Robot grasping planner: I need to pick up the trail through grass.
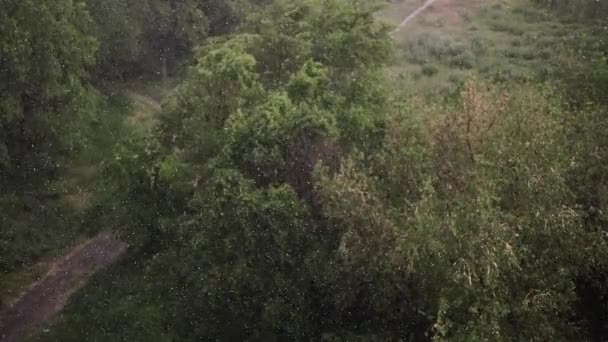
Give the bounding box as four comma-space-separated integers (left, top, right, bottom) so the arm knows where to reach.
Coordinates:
381, 0, 604, 98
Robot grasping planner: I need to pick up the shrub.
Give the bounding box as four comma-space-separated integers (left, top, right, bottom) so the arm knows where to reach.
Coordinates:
449, 50, 475, 69
421, 64, 439, 76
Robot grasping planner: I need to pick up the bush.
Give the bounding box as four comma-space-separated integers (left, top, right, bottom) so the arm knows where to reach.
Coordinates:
421, 64, 439, 76
449, 50, 475, 69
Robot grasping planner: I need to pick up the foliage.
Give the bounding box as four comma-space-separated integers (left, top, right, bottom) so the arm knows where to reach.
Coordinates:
0, 195, 78, 276
0, 0, 97, 182
84, 0, 148, 78
0, 0, 102, 292
388, 1, 608, 97
85, 0, 241, 79
10, 0, 608, 341
315, 81, 608, 340
35, 1, 404, 340
532, 0, 608, 19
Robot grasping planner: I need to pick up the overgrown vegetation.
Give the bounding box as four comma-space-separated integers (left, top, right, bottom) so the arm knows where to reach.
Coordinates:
0, 0, 236, 304
2, 0, 608, 340
387, 0, 608, 97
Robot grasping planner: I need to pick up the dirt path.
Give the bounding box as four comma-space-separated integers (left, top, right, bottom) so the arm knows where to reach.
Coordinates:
127, 91, 162, 112
0, 233, 127, 342
423, 0, 470, 26
126, 91, 162, 126
390, 0, 471, 36
391, 0, 439, 33
0, 90, 158, 342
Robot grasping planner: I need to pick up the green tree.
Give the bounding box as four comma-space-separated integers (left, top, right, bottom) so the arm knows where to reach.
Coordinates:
0, 0, 97, 184
84, 0, 147, 78
99, 1, 399, 339
85, 0, 242, 80
143, 0, 209, 79
0, 0, 98, 279
314, 82, 608, 340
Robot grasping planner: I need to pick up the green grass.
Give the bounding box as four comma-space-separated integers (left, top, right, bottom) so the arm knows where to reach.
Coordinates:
0, 195, 88, 306
28, 252, 182, 342
385, 0, 607, 98
376, 0, 428, 27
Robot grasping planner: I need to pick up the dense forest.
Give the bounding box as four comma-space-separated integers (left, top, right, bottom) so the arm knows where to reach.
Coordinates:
1, 0, 608, 340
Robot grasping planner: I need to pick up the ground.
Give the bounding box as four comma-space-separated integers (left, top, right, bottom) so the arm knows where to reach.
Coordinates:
0, 233, 127, 342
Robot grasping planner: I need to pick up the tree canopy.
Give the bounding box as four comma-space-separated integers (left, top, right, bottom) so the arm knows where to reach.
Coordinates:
0, 0, 97, 183
85, 0, 239, 79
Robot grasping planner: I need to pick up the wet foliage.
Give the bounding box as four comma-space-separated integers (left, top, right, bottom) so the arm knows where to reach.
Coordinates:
2, 0, 608, 340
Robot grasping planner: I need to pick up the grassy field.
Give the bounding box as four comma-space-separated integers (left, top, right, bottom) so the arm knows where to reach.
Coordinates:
380, 0, 605, 98
377, 0, 429, 27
